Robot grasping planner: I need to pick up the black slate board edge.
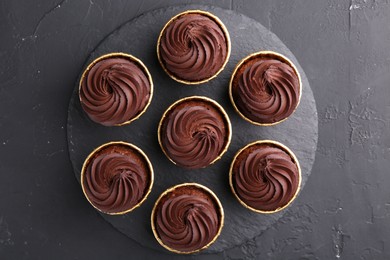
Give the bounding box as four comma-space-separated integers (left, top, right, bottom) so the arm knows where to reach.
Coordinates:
67, 4, 318, 254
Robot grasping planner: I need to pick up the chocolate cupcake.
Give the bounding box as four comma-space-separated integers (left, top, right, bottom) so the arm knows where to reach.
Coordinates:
158, 96, 231, 169
81, 141, 153, 215
151, 183, 224, 254
229, 140, 301, 213
230, 51, 302, 126
79, 53, 153, 126
157, 10, 231, 84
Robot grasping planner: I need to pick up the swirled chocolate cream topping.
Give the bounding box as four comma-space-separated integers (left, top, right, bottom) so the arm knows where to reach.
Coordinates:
231, 53, 300, 124
79, 55, 152, 126
159, 97, 231, 169
82, 143, 152, 214
231, 142, 300, 212
158, 11, 229, 83
153, 185, 222, 253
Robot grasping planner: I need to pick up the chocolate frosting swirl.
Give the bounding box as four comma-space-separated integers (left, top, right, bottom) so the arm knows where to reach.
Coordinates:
83, 146, 148, 213
233, 144, 299, 211
160, 100, 228, 169
233, 57, 299, 123
159, 13, 228, 82
80, 57, 151, 126
155, 188, 220, 252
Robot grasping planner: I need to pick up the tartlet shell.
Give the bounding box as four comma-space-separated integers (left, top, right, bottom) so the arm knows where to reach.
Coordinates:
157, 96, 232, 168
229, 51, 302, 126
157, 10, 231, 85
79, 52, 154, 126
150, 183, 224, 254
80, 141, 154, 215
229, 140, 302, 214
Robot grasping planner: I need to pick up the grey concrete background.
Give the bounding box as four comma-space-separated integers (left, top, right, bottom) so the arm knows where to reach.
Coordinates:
1, 0, 390, 259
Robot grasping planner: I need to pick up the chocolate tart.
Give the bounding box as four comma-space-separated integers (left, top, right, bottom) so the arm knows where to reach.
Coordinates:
81, 141, 154, 215
151, 183, 224, 254
79, 53, 153, 126
157, 10, 231, 84
158, 96, 231, 169
229, 51, 302, 126
229, 140, 301, 213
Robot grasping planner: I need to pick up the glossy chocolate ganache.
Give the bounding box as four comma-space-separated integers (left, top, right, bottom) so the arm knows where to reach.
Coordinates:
80, 56, 151, 126
153, 185, 221, 252
159, 12, 229, 82
232, 55, 300, 124
159, 98, 230, 169
82, 144, 151, 214
231, 143, 300, 212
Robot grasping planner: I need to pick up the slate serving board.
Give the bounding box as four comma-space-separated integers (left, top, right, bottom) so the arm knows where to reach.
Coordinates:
67, 4, 318, 253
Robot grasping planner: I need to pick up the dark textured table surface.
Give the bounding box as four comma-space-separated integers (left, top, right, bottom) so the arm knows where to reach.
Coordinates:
1, 0, 390, 259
